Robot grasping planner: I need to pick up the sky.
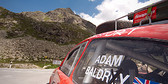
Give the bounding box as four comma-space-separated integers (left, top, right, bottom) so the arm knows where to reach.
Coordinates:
0, 0, 161, 26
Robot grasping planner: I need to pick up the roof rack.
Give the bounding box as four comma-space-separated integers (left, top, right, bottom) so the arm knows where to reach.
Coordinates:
114, 13, 133, 30
114, 0, 168, 30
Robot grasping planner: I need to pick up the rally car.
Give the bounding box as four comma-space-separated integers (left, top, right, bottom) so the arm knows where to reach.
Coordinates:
49, 0, 168, 84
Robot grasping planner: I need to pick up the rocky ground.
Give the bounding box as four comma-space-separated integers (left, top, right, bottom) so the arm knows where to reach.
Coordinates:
0, 30, 75, 62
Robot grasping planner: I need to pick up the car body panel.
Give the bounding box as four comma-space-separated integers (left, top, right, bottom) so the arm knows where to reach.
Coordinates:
49, 68, 74, 84
88, 24, 168, 41
49, 24, 168, 84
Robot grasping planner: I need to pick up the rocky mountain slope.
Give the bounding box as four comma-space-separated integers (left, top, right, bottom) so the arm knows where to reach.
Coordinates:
0, 7, 96, 62
0, 30, 75, 61
21, 8, 95, 33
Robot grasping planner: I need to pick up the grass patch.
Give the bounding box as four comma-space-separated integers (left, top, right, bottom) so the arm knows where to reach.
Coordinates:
32, 61, 59, 69
0, 58, 12, 63
0, 26, 6, 30
44, 16, 51, 21
0, 59, 60, 69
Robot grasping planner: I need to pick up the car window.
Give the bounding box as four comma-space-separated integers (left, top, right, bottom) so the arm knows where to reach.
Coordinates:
131, 58, 168, 84
60, 42, 87, 76
73, 38, 168, 84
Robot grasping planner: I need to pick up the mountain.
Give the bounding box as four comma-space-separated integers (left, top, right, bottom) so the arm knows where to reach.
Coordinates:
21, 8, 95, 33
0, 7, 96, 62
0, 7, 96, 44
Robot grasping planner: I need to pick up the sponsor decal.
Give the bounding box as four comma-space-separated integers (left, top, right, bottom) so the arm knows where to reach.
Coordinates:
133, 7, 157, 24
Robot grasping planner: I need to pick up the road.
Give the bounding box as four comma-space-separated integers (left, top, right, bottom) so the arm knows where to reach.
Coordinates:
0, 68, 54, 84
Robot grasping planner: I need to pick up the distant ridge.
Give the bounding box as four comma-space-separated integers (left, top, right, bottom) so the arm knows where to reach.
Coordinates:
21, 8, 96, 33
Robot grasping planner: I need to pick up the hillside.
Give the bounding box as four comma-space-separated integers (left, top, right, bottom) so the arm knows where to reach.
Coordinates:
0, 7, 96, 62
21, 8, 95, 33
0, 7, 96, 44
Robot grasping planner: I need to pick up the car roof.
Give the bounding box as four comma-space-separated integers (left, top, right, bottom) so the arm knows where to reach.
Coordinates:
86, 24, 168, 41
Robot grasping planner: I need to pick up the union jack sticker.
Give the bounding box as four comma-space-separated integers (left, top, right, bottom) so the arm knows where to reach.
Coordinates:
133, 77, 160, 84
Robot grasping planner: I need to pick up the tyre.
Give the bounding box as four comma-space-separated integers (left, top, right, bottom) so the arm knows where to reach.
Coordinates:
96, 20, 132, 34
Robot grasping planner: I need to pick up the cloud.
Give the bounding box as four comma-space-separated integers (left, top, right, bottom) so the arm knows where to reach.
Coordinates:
80, 0, 161, 26
89, 0, 96, 2
80, 13, 104, 26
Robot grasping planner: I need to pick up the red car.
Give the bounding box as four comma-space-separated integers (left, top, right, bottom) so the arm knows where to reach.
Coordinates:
49, 1, 168, 84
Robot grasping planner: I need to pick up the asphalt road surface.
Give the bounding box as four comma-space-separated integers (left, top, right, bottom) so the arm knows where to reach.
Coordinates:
0, 68, 54, 84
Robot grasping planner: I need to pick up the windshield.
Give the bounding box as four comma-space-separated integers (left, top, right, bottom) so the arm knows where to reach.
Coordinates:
73, 38, 168, 84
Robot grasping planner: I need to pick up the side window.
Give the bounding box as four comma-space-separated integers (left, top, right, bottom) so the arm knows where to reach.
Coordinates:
61, 47, 79, 76
60, 42, 87, 76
